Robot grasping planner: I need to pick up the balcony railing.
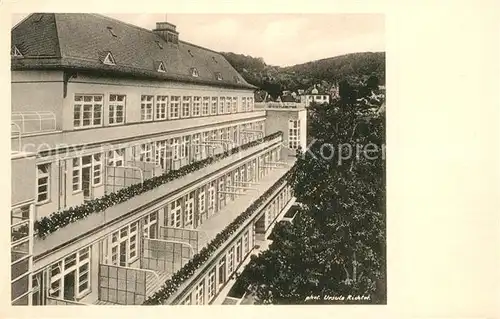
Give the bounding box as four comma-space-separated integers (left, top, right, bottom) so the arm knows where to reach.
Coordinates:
11, 111, 56, 135
255, 102, 307, 109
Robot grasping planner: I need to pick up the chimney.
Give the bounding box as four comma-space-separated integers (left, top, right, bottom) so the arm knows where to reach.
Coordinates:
153, 21, 179, 44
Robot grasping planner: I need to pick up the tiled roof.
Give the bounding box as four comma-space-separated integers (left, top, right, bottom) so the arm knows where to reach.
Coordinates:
11, 13, 256, 90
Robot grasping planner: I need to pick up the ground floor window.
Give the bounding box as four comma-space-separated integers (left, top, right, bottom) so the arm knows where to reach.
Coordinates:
48, 246, 91, 301
228, 247, 235, 274
207, 268, 216, 301
218, 257, 226, 288
109, 222, 139, 267
143, 211, 158, 239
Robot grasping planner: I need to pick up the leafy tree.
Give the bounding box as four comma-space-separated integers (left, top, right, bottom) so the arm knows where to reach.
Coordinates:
366, 74, 379, 90
237, 89, 386, 304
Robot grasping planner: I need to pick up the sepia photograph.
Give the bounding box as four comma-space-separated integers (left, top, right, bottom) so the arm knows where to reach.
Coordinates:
10, 13, 385, 306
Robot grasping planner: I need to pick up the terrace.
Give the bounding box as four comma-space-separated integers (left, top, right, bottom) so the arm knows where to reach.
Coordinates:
33, 132, 284, 267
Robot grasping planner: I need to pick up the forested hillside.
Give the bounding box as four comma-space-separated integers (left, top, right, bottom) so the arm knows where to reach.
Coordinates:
221, 51, 385, 98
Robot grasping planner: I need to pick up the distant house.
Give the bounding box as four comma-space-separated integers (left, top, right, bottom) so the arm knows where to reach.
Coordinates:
298, 85, 330, 106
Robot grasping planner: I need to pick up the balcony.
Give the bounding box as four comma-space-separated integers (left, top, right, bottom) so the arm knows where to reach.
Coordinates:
33, 133, 283, 267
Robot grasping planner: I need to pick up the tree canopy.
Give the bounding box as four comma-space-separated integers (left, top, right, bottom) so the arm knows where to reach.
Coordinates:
237, 84, 386, 304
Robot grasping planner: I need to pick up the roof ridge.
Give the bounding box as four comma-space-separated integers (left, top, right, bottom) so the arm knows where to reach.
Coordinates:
87, 13, 157, 34
52, 13, 62, 58
178, 40, 221, 56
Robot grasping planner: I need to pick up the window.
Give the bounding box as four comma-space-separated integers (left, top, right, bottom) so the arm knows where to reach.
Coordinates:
157, 61, 166, 73
202, 97, 210, 116
218, 97, 225, 114
93, 153, 102, 185
37, 163, 50, 203
156, 95, 168, 120
211, 97, 218, 114
218, 257, 226, 287
198, 188, 206, 215
138, 143, 153, 162
191, 67, 199, 77
241, 97, 247, 112
72, 154, 102, 192
207, 268, 216, 301
11, 46, 22, 57
208, 181, 215, 212
215, 72, 223, 81
185, 192, 194, 228
170, 199, 182, 227
143, 211, 158, 238
103, 52, 115, 65
49, 247, 91, 299
72, 158, 81, 192
181, 136, 190, 159
228, 247, 235, 274
234, 76, 240, 83
108, 94, 126, 125
218, 178, 225, 209
182, 96, 191, 118
109, 222, 139, 266
195, 281, 204, 305
182, 295, 192, 305
236, 238, 242, 264
225, 96, 231, 114
155, 140, 168, 170
193, 133, 201, 156
247, 97, 254, 112
107, 148, 125, 167
232, 97, 238, 113
171, 138, 180, 161
11, 206, 30, 243
244, 230, 250, 253
288, 119, 300, 149
74, 94, 103, 128
170, 96, 180, 119
192, 96, 201, 116
141, 95, 153, 121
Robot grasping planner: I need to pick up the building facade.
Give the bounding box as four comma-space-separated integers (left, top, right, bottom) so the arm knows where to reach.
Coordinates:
10, 13, 304, 305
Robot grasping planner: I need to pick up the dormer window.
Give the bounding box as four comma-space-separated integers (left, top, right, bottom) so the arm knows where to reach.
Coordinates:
234, 76, 240, 83
212, 57, 218, 64
188, 49, 194, 57
155, 40, 163, 49
11, 46, 23, 58
107, 26, 117, 37
190, 68, 199, 77
157, 61, 166, 73
215, 72, 223, 81
103, 52, 116, 65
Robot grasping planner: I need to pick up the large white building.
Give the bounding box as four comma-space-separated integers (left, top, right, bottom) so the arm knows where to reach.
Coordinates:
10, 13, 306, 305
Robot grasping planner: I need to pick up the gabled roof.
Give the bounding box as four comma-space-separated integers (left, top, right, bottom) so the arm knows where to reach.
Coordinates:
11, 13, 256, 90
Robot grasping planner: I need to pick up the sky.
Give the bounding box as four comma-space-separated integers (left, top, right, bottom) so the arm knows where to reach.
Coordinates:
11, 13, 385, 67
